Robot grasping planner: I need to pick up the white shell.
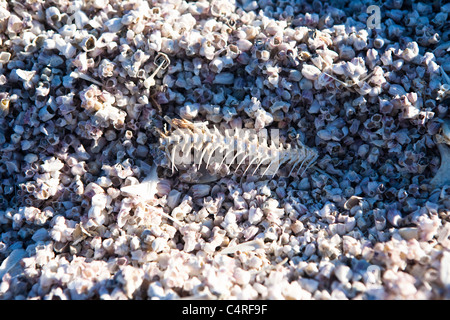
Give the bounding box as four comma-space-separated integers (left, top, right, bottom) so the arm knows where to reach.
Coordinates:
301, 64, 321, 80
236, 39, 253, 51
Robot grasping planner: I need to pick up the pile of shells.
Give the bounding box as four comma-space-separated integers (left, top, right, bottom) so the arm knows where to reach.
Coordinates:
0, 0, 450, 299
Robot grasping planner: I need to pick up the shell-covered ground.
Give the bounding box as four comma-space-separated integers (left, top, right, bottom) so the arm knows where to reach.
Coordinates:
0, 0, 450, 299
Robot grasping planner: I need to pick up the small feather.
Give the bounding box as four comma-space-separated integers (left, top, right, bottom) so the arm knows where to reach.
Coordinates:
120, 164, 158, 201
219, 239, 265, 255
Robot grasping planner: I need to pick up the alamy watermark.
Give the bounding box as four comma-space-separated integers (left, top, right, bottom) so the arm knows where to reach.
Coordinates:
367, 5, 381, 29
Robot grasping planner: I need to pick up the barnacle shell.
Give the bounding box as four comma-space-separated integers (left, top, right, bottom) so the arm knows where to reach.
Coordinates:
0, 96, 10, 117
0, 52, 11, 64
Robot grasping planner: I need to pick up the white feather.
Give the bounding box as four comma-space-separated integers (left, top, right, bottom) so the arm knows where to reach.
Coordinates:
120, 164, 158, 201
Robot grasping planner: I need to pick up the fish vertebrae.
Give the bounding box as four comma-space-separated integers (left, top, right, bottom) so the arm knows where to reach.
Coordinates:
158, 117, 318, 182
